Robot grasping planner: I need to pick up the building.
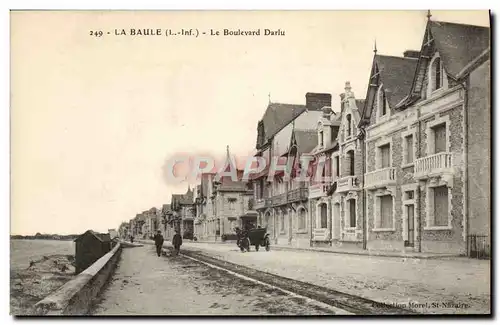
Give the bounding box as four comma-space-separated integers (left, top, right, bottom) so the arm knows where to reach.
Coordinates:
252, 93, 331, 244
274, 127, 318, 247
170, 187, 195, 239
359, 17, 490, 254
195, 146, 254, 241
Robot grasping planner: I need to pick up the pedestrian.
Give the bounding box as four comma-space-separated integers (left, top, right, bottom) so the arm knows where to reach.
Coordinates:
130, 235, 134, 243
153, 230, 164, 257
172, 229, 183, 256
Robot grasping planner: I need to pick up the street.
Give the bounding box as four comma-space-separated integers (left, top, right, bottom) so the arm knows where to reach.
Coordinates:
179, 242, 490, 314
91, 245, 340, 315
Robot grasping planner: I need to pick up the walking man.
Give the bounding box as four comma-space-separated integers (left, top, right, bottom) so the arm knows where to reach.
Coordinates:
172, 229, 183, 256
153, 230, 164, 257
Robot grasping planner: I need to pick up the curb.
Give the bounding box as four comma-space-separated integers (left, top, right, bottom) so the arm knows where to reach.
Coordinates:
186, 240, 463, 260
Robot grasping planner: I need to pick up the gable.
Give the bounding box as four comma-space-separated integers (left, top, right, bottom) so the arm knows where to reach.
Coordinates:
403, 20, 490, 106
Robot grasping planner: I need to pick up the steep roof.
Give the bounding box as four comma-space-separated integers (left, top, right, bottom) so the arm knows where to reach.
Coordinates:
293, 129, 318, 154
359, 54, 418, 124
261, 103, 306, 143
375, 55, 418, 108
397, 20, 490, 108
429, 20, 490, 78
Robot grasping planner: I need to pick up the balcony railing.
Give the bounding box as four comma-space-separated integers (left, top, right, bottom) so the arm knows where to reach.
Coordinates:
308, 183, 329, 199
337, 175, 359, 192
272, 193, 287, 206
365, 167, 396, 189
414, 152, 453, 179
287, 187, 309, 203
312, 228, 330, 241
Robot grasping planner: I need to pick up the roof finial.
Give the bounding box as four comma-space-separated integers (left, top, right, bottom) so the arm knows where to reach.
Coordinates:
268, 92, 271, 104
226, 145, 230, 159
373, 38, 377, 54
427, 10, 432, 20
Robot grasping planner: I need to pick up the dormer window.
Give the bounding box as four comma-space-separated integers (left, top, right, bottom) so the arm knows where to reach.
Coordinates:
346, 114, 352, 136
428, 52, 448, 96
432, 57, 442, 91
377, 84, 388, 119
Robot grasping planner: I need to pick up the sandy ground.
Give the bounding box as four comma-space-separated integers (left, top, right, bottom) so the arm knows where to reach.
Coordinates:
92, 245, 337, 315
179, 242, 491, 314
10, 254, 76, 315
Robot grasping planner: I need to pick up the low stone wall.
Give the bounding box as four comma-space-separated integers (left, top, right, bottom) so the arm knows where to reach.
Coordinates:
33, 243, 122, 315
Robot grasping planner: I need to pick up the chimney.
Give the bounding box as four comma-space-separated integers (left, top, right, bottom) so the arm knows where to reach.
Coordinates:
403, 50, 420, 59
305, 92, 332, 111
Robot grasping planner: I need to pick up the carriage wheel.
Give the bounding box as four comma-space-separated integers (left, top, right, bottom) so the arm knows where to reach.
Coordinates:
265, 238, 271, 251
255, 244, 260, 251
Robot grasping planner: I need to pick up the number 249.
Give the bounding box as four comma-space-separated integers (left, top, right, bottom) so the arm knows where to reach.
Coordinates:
90, 30, 103, 37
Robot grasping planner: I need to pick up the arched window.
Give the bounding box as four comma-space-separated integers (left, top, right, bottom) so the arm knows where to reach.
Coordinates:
430, 55, 443, 92
346, 114, 352, 136
378, 84, 387, 117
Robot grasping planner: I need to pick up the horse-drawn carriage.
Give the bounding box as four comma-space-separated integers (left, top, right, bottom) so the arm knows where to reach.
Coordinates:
237, 227, 271, 252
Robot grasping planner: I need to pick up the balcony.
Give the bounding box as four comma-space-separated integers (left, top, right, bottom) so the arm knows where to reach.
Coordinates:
364, 167, 396, 190
414, 152, 453, 180
308, 183, 329, 199
254, 198, 266, 210
272, 193, 287, 206
312, 228, 330, 241
337, 176, 360, 193
287, 187, 309, 203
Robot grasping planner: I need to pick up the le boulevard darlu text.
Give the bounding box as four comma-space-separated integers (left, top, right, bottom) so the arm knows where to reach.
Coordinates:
89, 28, 286, 38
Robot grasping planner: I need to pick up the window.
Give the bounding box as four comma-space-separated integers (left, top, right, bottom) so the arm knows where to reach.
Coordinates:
334, 156, 340, 177
434, 186, 448, 226
349, 199, 356, 227
433, 124, 446, 154
406, 191, 414, 200
280, 213, 285, 232
298, 208, 306, 230
346, 114, 352, 136
378, 85, 387, 117
319, 131, 324, 146
380, 144, 390, 168
431, 57, 442, 92
405, 135, 414, 164
320, 204, 328, 228
331, 126, 335, 143
379, 195, 393, 228
347, 150, 355, 176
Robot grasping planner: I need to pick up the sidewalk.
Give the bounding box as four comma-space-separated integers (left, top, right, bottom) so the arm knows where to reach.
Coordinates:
187, 239, 463, 260
137, 239, 490, 314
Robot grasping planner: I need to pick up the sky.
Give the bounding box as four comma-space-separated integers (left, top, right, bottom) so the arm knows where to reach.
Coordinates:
10, 10, 489, 235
